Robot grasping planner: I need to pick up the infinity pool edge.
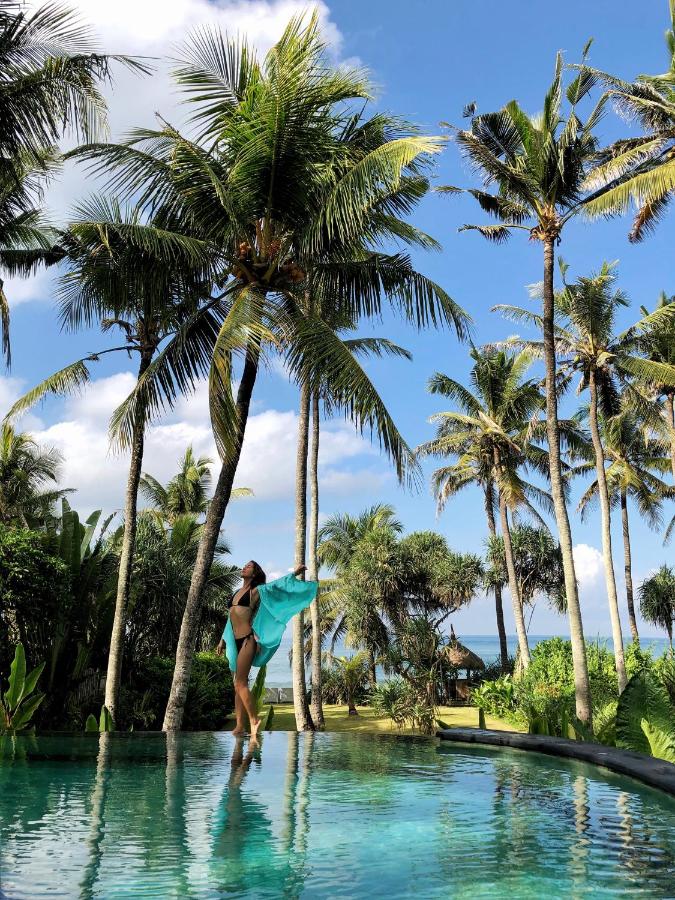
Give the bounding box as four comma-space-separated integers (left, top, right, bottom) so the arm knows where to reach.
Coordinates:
437, 727, 675, 797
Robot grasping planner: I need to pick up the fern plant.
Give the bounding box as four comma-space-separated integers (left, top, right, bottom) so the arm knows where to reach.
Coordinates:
616, 672, 675, 763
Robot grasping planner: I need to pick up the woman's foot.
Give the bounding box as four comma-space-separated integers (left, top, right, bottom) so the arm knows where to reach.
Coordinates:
231, 726, 245, 736
249, 717, 261, 740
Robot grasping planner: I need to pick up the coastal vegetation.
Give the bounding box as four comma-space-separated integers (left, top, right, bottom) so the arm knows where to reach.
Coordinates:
1, 1, 675, 754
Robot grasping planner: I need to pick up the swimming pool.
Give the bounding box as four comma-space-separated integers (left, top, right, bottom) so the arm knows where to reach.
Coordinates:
1, 731, 674, 898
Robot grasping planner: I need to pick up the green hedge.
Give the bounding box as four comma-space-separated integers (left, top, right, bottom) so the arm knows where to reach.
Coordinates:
117, 652, 235, 731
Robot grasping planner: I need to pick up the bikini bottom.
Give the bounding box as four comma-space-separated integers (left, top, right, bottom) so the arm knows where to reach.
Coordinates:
234, 632, 256, 654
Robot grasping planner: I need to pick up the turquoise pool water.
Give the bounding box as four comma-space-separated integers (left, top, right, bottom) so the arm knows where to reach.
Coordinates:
1, 731, 674, 898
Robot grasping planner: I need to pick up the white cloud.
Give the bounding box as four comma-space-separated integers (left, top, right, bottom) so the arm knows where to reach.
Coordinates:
64, 372, 137, 423
69, 0, 342, 55
10, 369, 381, 514
0, 375, 44, 430
233, 408, 382, 500
3, 269, 55, 309
573, 543, 604, 587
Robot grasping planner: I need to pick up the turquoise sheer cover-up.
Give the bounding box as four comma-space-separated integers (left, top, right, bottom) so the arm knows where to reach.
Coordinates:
222, 573, 318, 673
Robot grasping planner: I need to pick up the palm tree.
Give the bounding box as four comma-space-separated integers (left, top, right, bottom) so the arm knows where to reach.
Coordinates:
0, 150, 61, 365
639, 293, 675, 481
417, 348, 555, 668
317, 505, 403, 679
417, 395, 509, 667
6, 199, 220, 724
73, 17, 468, 731
296, 329, 413, 729
0, 1, 145, 359
442, 52, 627, 721
0, 423, 69, 527
307, 389, 322, 727
141, 448, 212, 523
500, 261, 675, 690
580, 3, 675, 241
140, 447, 252, 525
318, 505, 404, 572
319, 519, 484, 690
486, 524, 566, 634
329, 653, 370, 716
575, 411, 675, 643
639, 565, 675, 651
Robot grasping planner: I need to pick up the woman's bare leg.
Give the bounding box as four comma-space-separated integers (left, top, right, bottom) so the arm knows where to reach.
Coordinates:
235, 637, 261, 739
232, 693, 245, 735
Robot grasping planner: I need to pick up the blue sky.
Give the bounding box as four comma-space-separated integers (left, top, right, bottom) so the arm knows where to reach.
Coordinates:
3, 0, 674, 640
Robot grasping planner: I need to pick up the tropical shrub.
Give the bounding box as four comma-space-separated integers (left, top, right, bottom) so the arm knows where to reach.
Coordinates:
624, 642, 655, 678
480, 657, 516, 681
1, 644, 45, 734
471, 675, 516, 721
615, 672, 675, 763
371, 678, 436, 733
0, 526, 69, 671
473, 639, 624, 735
115, 653, 234, 731
516, 638, 618, 716
371, 678, 408, 728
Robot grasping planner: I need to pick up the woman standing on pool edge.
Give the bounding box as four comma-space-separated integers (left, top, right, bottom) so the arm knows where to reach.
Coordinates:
216, 560, 317, 740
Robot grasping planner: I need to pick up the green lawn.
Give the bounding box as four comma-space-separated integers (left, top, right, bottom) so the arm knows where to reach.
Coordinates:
242, 703, 520, 735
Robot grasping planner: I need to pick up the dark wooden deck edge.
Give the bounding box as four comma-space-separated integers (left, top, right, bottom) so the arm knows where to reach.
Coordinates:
437, 728, 675, 798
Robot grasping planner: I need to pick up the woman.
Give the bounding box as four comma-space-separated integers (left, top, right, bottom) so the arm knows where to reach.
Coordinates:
216, 561, 317, 739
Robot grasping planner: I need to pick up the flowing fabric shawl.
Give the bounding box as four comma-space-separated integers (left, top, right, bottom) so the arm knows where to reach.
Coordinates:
222, 574, 318, 673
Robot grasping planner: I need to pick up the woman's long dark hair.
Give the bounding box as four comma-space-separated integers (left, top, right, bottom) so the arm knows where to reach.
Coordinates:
249, 560, 266, 588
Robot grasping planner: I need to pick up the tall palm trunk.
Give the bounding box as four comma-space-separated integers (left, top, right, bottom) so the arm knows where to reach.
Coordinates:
497, 488, 530, 667
292, 380, 313, 732
163, 346, 259, 731
308, 389, 324, 729
588, 369, 627, 692
104, 348, 152, 723
542, 236, 592, 724
666, 393, 675, 482
485, 480, 508, 669
620, 488, 639, 644
367, 649, 377, 688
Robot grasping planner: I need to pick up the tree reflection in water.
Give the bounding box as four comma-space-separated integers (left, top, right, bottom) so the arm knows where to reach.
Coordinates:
569, 773, 590, 900
79, 733, 112, 900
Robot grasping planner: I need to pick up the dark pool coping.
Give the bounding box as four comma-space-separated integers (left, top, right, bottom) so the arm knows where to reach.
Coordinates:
437, 727, 675, 798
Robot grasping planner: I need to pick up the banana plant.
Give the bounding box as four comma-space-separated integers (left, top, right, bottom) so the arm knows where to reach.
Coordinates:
85, 705, 114, 733
1, 644, 45, 734
45, 500, 117, 693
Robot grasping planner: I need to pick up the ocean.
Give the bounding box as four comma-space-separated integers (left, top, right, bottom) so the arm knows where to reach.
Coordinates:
262, 631, 671, 687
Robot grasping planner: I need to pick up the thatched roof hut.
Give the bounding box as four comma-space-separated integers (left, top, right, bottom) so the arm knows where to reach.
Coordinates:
444, 642, 485, 672
443, 626, 485, 673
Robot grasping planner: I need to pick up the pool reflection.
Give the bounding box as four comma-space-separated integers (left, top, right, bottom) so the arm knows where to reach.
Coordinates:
1, 732, 675, 898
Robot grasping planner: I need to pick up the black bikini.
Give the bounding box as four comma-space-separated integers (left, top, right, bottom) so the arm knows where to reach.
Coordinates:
228, 587, 257, 654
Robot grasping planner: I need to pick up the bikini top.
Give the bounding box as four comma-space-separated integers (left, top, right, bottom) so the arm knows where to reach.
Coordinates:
226, 586, 252, 610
